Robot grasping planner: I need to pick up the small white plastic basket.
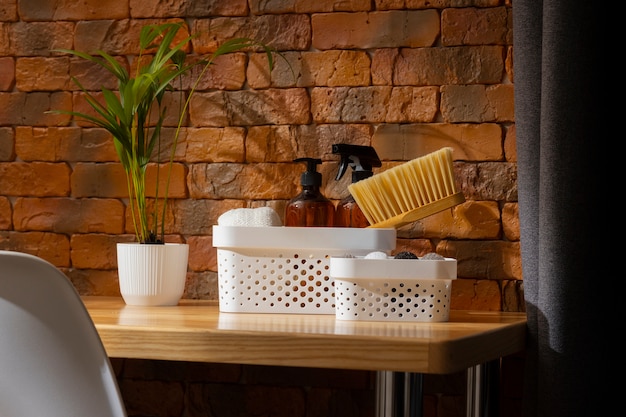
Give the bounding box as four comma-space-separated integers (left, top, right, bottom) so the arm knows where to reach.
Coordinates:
330, 256, 456, 322
213, 226, 396, 314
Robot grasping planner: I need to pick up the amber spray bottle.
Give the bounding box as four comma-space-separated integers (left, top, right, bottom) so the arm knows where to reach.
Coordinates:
284, 158, 335, 227
332, 144, 381, 228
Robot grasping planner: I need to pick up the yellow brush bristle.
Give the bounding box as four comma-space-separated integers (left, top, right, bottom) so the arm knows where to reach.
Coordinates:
348, 147, 465, 228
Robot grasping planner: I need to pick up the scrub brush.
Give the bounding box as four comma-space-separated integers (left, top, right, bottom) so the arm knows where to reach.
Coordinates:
348, 147, 465, 229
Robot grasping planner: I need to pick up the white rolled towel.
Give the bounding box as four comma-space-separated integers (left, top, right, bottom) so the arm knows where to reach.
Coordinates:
217, 207, 282, 227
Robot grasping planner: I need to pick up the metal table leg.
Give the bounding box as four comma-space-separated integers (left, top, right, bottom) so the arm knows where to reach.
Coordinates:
466, 360, 500, 417
377, 360, 499, 417
376, 371, 423, 417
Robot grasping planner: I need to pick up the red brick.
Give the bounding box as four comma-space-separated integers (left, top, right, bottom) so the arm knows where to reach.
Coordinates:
67, 91, 108, 127
486, 84, 515, 122
71, 162, 187, 199
158, 163, 189, 198
502, 279, 525, 312
0, 161, 70, 196
187, 235, 216, 271
0, 2, 17, 20
0, 127, 13, 161
372, 123, 503, 161
9, 22, 73, 56
249, 0, 295, 14
450, 278, 502, 310
16, 126, 118, 162
193, 15, 310, 53
506, 44, 514, 82
417, 200, 501, 240
70, 163, 125, 198
73, 20, 187, 56
0, 24, 9, 55
311, 86, 438, 123
188, 163, 300, 200
439, 240, 521, 280
456, 161, 517, 201
393, 238, 434, 255
150, 127, 189, 162
184, 270, 219, 299
377, 46, 504, 86
0, 92, 72, 126
0, 57, 14, 90
247, 124, 372, 165
13, 197, 125, 234
131, 0, 248, 18
299, 0, 372, 12
0, 231, 70, 267
184, 127, 245, 163
504, 124, 516, 162
442, 7, 509, 46
250, 0, 371, 14
16, 57, 69, 91
19, 0, 128, 20
70, 233, 126, 269
0, 196, 11, 229
190, 89, 310, 126
247, 51, 279, 89
250, 50, 371, 88
68, 56, 124, 91
370, 49, 394, 86
169, 199, 246, 235
66, 268, 122, 297
187, 53, 246, 90
502, 202, 519, 241
312, 11, 439, 49
378, 0, 502, 9
442, 84, 515, 123
119, 379, 185, 416
123, 198, 246, 237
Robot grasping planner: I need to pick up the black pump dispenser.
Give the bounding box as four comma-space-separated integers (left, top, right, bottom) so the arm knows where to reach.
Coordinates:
284, 158, 335, 227
298, 157, 323, 187
332, 144, 381, 227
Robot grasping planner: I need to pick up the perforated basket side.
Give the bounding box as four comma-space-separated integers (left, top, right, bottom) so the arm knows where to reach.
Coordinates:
334, 277, 453, 322
213, 226, 397, 315
217, 248, 338, 314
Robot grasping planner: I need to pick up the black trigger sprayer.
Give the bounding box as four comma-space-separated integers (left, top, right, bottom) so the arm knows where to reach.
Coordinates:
332, 144, 381, 227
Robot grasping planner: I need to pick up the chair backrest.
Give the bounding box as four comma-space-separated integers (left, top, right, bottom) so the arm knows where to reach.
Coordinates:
0, 250, 127, 417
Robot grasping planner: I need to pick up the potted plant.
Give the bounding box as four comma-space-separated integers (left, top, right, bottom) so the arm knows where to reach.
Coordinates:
51, 22, 277, 305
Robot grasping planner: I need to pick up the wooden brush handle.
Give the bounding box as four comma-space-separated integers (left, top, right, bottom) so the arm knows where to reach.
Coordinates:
368, 192, 466, 229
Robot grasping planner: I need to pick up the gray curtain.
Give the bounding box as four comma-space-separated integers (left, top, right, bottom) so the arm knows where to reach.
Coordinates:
513, 1, 607, 416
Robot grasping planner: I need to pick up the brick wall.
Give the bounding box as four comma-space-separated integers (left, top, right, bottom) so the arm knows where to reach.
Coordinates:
0, 0, 521, 416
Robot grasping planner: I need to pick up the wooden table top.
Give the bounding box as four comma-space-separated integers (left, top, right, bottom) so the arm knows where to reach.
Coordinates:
82, 296, 527, 374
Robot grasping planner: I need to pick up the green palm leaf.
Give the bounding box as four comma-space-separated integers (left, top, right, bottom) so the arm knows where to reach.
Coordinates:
47, 22, 280, 243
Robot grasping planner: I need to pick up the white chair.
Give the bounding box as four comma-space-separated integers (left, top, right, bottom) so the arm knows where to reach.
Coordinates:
0, 250, 127, 417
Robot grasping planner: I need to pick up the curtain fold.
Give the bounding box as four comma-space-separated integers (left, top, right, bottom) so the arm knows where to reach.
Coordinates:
513, 1, 607, 416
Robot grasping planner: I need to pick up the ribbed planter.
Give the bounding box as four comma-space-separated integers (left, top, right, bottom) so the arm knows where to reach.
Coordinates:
116, 243, 189, 306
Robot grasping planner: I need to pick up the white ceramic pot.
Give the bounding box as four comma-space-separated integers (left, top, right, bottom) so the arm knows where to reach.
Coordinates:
116, 243, 189, 306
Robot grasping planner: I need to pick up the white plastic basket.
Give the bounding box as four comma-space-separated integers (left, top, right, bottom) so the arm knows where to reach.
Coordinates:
213, 226, 396, 314
330, 256, 456, 322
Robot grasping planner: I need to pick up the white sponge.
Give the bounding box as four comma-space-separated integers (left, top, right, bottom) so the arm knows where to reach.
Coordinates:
217, 207, 282, 227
